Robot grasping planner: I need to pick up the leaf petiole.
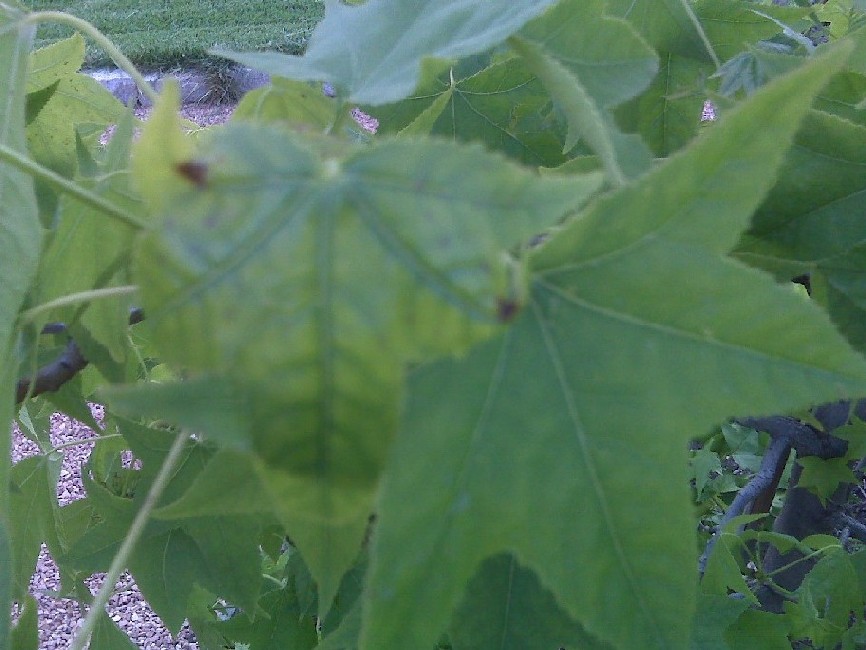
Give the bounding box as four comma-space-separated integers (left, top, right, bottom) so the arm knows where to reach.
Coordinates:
20, 10, 159, 105
18, 285, 138, 326
69, 430, 190, 650
0, 143, 147, 229
50, 433, 123, 452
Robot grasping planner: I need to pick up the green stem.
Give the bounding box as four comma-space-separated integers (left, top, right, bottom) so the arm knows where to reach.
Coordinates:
51, 433, 123, 452
0, 143, 147, 229
69, 430, 190, 650
765, 548, 825, 579
676, 0, 721, 69
20, 286, 138, 323
19, 285, 138, 325
21, 11, 158, 105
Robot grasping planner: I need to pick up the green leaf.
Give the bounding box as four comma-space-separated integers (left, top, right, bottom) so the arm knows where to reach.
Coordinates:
606, 0, 716, 62
36, 173, 141, 364
735, 110, 866, 353
214, 0, 560, 105
711, 47, 804, 99
10, 595, 38, 650
153, 450, 268, 520
519, 0, 659, 110
317, 603, 361, 650
103, 378, 254, 450
511, 0, 658, 184
26, 35, 124, 179
362, 44, 865, 650
25, 79, 58, 125
691, 447, 722, 497
133, 122, 601, 490
61, 423, 265, 633
695, 0, 811, 62
702, 532, 756, 603
232, 77, 337, 131
796, 457, 855, 504
217, 583, 319, 650
725, 610, 791, 650
449, 554, 613, 649
9, 454, 62, 597
814, 70, 866, 126
89, 612, 138, 650
690, 593, 750, 650
614, 52, 710, 157
131, 82, 193, 214
0, 10, 40, 646
372, 58, 568, 167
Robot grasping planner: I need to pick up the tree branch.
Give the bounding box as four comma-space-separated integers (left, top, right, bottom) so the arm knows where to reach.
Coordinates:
15, 308, 145, 404
699, 434, 792, 576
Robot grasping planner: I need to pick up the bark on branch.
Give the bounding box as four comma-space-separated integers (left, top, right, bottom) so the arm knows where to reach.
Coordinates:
15, 308, 144, 404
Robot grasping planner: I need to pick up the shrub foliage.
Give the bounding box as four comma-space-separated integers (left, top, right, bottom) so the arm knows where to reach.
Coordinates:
3, 1, 866, 648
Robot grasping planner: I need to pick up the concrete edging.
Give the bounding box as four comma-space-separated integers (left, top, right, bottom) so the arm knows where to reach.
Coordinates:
87, 66, 270, 107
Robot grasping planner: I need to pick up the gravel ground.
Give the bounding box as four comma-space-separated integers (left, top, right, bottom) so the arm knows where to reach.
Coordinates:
11, 406, 200, 649
9, 103, 237, 650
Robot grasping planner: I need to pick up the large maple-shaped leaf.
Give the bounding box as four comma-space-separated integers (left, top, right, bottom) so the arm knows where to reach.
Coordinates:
735, 110, 866, 354
362, 45, 866, 650
130, 101, 600, 615
215, 0, 559, 105
132, 113, 601, 493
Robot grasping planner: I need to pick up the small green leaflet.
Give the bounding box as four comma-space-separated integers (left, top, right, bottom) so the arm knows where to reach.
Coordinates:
362, 43, 866, 650
26, 35, 124, 180
213, 0, 560, 105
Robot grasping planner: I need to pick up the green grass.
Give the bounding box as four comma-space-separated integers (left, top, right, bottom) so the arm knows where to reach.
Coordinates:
28, 0, 324, 70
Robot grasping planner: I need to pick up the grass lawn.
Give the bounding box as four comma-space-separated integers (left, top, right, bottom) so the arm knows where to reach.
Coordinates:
28, 0, 324, 69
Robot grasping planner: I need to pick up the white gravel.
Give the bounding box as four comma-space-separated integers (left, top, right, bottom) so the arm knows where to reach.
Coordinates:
11, 405, 200, 649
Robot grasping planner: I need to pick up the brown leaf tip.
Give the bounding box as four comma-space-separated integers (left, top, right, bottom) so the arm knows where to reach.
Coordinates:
175, 161, 209, 187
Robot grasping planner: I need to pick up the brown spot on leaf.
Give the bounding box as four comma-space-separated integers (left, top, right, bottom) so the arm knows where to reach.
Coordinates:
496, 297, 520, 323
175, 161, 209, 187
